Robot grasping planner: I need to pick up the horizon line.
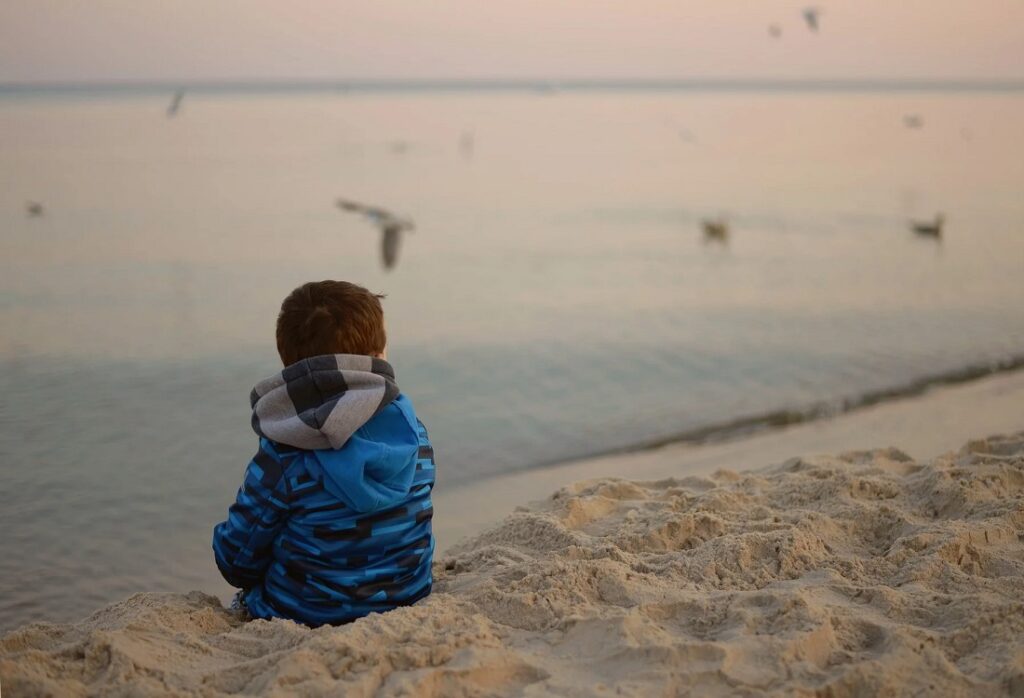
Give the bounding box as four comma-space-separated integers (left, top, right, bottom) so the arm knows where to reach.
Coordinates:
4, 76, 1024, 94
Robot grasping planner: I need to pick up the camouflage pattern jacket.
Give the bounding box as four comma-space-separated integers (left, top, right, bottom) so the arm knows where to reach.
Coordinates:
212, 355, 435, 626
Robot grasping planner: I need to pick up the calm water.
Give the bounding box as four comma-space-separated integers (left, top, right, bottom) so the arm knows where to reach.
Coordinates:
2, 88, 1024, 630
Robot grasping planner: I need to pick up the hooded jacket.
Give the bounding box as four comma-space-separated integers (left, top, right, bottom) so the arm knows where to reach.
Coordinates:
212, 354, 435, 627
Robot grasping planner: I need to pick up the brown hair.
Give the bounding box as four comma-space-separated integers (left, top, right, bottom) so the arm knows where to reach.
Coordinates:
276, 281, 387, 366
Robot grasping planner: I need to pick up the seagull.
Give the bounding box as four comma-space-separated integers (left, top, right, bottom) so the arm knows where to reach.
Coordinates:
167, 89, 185, 118
26, 201, 44, 217
459, 129, 475, 158
802, 7, 821, 32
701, 218, 729, 243
336, 199, 415, 270
910, 214, 944, 238
661, 117, 696, 143
903, 114, 924, 129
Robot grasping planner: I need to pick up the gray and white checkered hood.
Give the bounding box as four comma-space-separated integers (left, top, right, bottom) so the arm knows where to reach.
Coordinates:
250, 354, 401, 450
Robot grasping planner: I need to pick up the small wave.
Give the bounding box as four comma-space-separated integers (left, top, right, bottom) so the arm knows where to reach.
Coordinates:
543, 353, 1024, 465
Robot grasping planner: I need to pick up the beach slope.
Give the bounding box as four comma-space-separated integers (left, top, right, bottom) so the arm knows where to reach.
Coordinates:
3, 433, 1023, 696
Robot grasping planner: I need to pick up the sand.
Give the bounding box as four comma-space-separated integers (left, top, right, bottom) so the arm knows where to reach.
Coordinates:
3, 432, 1023, 696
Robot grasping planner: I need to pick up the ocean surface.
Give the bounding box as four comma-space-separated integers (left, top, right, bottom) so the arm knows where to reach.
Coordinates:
2, 85, 1024, 630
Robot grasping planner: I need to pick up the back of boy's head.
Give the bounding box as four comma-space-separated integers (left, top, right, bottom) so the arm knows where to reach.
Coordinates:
276, 280, 387, 366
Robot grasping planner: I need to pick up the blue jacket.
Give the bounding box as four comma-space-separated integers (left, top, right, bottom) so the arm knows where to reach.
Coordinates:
212, 355, 435, 627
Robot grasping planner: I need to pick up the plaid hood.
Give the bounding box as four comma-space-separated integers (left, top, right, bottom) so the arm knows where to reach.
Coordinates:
250, 354, 400, 450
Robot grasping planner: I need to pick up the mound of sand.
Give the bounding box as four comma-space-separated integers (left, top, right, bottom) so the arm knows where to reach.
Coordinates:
3, 433, 1023, 696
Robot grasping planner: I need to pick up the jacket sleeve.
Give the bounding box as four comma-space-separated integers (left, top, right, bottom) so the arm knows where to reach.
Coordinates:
212, 438, 293, 590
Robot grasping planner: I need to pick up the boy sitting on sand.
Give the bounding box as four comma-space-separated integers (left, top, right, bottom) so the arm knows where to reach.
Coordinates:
212, 280, 435, 626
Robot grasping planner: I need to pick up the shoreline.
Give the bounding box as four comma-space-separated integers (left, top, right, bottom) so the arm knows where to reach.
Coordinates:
4, 427, 1022, 695
434, 364, 1024, 552
507, 353, 1024, 476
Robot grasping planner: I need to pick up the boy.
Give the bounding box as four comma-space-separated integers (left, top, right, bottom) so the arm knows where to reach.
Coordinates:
212, 280, 435, 626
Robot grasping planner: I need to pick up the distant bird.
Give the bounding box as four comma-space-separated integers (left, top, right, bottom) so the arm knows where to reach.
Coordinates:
802, 7, 821, 32
388, 140, 411, 154
903, 114, 924, 129
26, 201, 43, 217
702, 218, 729, 243
167, 89, 185, 117
661, 117, 696, 143
459, 129, 475, 158
336, 199, 415, 270
768, 24, 782, 38
910, 214, 944, 238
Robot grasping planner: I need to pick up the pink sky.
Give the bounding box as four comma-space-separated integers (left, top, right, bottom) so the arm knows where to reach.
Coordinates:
2, 1, 1023, 82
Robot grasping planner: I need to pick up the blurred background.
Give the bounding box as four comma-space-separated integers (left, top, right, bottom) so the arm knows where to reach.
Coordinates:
2, 1, 1023, 631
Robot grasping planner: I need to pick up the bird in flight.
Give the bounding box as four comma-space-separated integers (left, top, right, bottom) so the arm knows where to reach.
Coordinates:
336, 199, 416, 270
167, 89, 185, 117
802, 7, 821, 32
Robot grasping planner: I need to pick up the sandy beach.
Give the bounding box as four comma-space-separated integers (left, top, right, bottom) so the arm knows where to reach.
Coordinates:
6, 2, 1024, 695
2, 372, 1023, 696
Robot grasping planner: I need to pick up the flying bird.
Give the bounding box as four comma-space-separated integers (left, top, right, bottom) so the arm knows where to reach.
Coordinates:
167, 89, 185, 117
903, 114, 924, 129
768, 24, 782, 38
802, 7, 821, 32
26, 201, 44, 217
336, 199, 416, 270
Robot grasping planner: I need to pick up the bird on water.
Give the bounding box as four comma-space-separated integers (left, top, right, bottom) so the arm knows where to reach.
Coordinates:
910, 214, 944, 239
702, 218, 729, 243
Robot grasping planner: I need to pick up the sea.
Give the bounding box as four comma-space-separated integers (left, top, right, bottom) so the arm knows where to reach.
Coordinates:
2, 82, 1024, 630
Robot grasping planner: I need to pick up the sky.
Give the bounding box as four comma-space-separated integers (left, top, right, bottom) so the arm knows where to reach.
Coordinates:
2, 1, 1023, 83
